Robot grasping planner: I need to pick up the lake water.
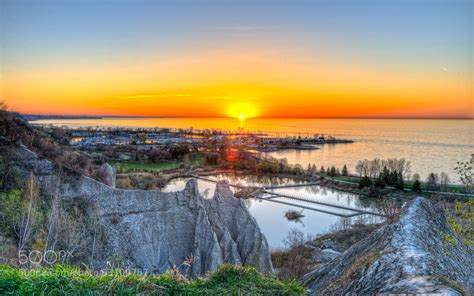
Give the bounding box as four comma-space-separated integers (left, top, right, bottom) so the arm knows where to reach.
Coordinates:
33, 117, 473, 182
162, 174, 383, 249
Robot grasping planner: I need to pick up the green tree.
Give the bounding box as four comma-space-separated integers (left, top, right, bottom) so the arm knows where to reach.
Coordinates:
329, 166, 337, 177
374, 177, 386, 189
412, 180, 422, 192
341, 165, 348, 176
395, 171, 404, 190
388, 170, 399, 186
358, 176, 372, 189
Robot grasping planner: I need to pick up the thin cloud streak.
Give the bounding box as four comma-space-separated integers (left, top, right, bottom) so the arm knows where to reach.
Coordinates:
118, 94, 192, 99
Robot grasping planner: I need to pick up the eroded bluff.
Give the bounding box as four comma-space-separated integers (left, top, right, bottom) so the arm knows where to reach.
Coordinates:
12, 144, 273, 276
304, 197, 473, 295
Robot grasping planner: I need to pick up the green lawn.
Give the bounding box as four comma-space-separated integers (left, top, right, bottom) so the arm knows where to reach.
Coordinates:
112, 160, 181, 173
111, 155, 204, 173
0, 264, 304, 295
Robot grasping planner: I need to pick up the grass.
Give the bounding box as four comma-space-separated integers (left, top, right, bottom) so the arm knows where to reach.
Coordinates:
112, 155, 204, 173
446, 200, 474, 249
0, 264, 304, 295
113, 160, 182, 173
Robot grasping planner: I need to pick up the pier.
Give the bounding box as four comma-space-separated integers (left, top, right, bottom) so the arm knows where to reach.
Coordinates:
192, 175, 386, 218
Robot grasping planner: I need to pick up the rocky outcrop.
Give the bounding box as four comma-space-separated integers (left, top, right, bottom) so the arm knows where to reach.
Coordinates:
303, 197, 473, 295
315, 249, 341, 264
10, 144, 273, 276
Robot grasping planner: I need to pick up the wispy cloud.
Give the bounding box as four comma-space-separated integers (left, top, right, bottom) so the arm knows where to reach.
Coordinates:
207, 95, 261, 100
224, 25, 258, 32
118, 94, 192, 99
208, 95, 233, 99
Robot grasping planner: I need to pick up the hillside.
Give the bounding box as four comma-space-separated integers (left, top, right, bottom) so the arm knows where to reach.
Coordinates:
303, 197, 473, 295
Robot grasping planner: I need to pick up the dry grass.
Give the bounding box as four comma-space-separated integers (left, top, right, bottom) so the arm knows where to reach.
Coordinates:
271, 245, 314, 282
326, 251, 383, 292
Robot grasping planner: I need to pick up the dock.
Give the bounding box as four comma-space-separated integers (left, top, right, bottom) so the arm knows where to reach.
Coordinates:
192, 175, 386, 218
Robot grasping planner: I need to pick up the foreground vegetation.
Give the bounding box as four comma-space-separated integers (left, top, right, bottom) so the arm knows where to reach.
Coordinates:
0, 264, 304, 295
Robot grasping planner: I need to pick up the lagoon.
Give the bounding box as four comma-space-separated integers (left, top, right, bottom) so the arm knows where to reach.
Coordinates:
162, 174, 382, 249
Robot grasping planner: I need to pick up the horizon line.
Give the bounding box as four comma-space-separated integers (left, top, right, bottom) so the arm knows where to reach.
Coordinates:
20, 113, 474, 120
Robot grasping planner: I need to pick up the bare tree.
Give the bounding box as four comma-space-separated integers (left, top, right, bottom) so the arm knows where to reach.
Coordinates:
454, 154, 473, 192
18, 173, 40, 250
426, 173, 440, 191
412, 173, 421, 182
283, 228, 305, 249
440, 172, 450, 192
368, 158, 382, 179
356, 159, 370, 177
46, 174, 62, 251
382, 158, 411, 180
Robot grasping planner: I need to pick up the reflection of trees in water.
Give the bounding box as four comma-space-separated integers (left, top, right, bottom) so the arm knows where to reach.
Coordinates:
355, 196, 375, 209
329, 212, 382, 233
329, 217, 353, 232
346, 195, 354, 207
355, 196, 402, 215
217, 173, 302, 187
303, 185, 322, 195
320, 187, 328, 196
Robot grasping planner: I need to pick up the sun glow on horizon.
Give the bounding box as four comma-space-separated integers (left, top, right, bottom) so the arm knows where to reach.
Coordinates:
228, 102, 259, 119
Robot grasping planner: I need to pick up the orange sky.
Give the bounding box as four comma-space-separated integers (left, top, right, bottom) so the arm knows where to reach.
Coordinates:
2, 47, 472, 118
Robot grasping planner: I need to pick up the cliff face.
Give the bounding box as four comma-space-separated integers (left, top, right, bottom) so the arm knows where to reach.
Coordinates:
11, 144, 273, 276
304, 197, 473, 295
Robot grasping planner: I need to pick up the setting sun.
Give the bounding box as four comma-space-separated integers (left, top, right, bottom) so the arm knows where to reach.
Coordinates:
228, 102, 258, 119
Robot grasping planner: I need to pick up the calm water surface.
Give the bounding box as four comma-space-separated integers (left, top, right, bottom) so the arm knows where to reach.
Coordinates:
34, 117, 473, 182
162, 174, 382, 249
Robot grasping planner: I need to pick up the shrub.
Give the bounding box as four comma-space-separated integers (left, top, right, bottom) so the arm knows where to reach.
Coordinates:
358, 176, 372, 189
374, 178, 386, 189
274, 245, 313, 282
445, 201, 474, 249
283, 228, 305, 249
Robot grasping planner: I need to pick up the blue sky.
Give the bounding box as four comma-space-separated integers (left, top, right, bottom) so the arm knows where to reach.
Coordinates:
2, 0, 471, 71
